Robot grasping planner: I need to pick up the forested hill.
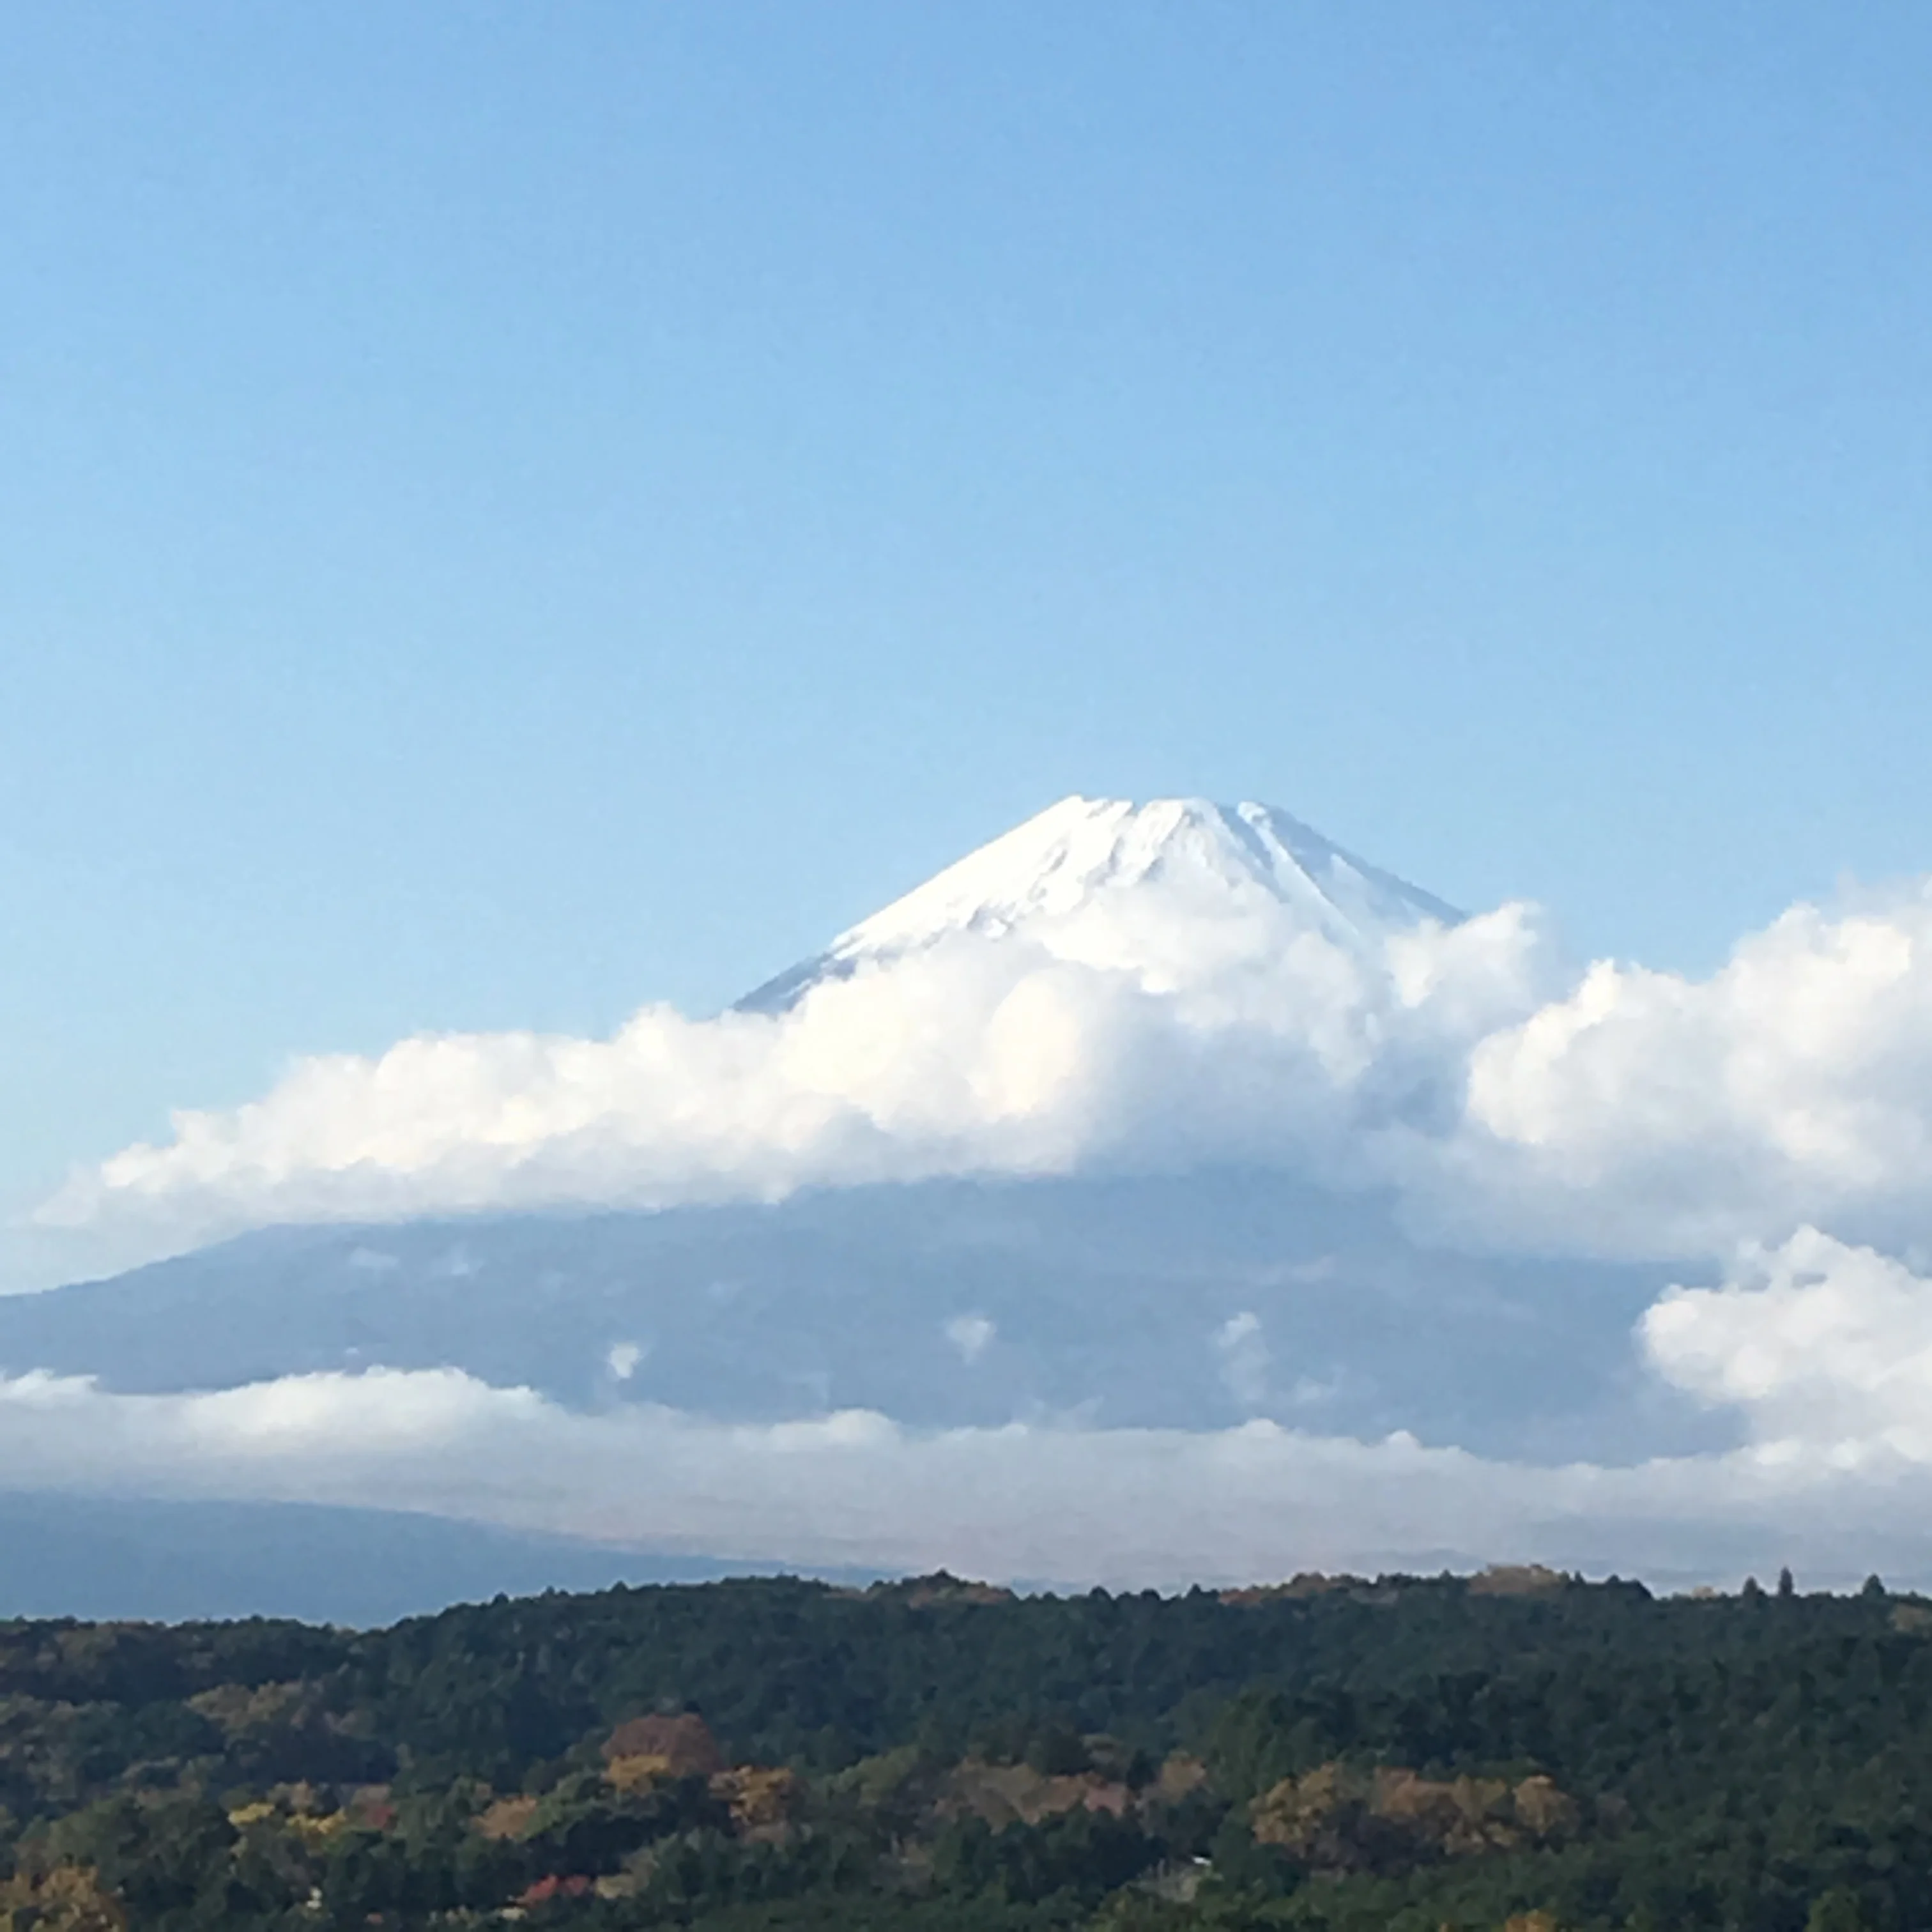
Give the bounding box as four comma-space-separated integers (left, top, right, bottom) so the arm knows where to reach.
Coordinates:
0, 1567, 1926, 1930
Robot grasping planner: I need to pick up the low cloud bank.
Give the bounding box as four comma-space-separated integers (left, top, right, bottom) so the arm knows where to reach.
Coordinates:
0, 1313, 1926, 1588
37, 884, 1932, 1276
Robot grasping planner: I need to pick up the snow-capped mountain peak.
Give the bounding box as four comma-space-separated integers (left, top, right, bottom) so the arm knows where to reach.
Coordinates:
740, 796, 1459, 1011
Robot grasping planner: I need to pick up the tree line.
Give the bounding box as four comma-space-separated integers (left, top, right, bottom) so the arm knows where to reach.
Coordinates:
0, 1567, 1922, 1929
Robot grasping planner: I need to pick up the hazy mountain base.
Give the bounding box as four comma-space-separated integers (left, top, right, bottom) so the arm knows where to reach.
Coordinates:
0, 1494, 785, 1626
0, 1489, 1818, 1630
0, 1570, 1918, 1931
0, 1172, 1715, 1463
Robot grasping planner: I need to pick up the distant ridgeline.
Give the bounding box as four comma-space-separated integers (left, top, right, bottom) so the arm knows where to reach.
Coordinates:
0, 1567, 1925, 1931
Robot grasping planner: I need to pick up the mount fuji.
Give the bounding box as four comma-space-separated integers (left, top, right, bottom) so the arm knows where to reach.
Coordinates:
0, 797, 1718, 1616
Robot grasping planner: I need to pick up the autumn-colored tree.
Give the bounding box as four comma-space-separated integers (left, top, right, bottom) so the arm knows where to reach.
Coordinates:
0, 1866, 126, 1932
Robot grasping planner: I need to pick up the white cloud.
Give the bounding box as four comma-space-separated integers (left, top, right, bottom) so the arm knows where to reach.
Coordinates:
1431, 890, 1932, 1257
33, 877, 1932, 1304
1, 1360, 1926, 1589
28, 908, 1550, 1270
1644, 1227, 1932, 1465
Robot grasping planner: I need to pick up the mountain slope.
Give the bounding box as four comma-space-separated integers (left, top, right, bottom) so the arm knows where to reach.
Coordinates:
0, 1178, 1698, 1460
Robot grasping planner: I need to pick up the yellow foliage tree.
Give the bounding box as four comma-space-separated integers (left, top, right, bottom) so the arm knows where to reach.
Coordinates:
0, 1865, 127, 1932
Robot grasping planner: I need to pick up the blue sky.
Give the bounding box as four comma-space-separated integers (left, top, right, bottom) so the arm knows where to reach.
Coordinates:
6, 3, 1932, 1221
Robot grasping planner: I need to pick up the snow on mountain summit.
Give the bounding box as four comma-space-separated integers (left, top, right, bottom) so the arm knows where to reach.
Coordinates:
739, 797, 1461, 1012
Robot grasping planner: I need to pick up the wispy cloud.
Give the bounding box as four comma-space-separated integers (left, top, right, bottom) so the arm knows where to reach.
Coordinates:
944, 1314, 996, 1365
1215, 1311, 1269, 1409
